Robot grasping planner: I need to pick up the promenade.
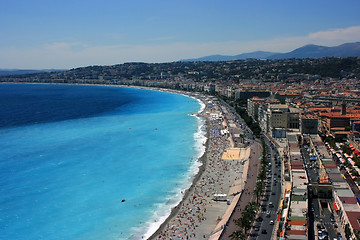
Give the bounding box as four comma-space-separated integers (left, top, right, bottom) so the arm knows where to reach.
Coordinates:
219, 140, 262, 240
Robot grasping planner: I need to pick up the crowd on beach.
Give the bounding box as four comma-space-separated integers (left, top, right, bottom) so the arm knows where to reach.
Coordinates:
152, 101, 245, 240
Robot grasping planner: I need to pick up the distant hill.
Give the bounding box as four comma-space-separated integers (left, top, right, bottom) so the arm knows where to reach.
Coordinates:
181, 42, 360, 62
269, 42, 360, 59
0, 69, 65, 76
181, 51, 278, 62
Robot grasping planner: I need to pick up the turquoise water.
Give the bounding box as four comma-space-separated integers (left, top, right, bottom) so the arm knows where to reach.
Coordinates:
0, 84, 206, 240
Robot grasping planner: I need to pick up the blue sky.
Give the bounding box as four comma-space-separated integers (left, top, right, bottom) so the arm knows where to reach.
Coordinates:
1, 0, 360, 69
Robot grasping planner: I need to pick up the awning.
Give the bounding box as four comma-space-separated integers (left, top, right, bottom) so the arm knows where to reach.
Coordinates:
333, 202, 339, 211
279, 199, 283, 208
213, 194, 227, 197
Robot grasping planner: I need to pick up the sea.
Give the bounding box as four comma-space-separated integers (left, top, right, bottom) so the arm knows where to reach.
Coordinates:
0, 83, 206, 240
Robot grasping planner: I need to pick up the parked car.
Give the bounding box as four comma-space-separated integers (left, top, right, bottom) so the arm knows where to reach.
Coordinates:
337, 233, 344, 240
249, 232, 258, 238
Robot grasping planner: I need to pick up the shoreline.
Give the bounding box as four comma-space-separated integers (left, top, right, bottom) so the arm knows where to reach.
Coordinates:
138, 91, 208, 240
148, 92, 251, 240
147, 100, 210, 240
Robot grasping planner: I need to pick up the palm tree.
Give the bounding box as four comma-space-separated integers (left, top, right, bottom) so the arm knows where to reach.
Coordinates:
247, 201, 258, 214
237, 201, 258, 233
229, 230, 246, 240
254, 180, 264, 204
238, 214, 252, 234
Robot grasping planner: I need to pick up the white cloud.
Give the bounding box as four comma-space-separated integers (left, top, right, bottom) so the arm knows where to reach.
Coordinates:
248, 25, 360, 53
308, 26, 360, 43
1, 25, 360, 69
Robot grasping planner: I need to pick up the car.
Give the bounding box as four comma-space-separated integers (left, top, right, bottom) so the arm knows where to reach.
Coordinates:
318, 235, 328, 240
269, 220, 274, 225
321, 231, 328, 236
269, 202, 274, 207
256, 216, 263, 222
261, 229, 267, 234
337, 233, 344, 240
262, 206, 267, 211
272, 191, 276, 195
249, 233, 258, 238
253, 225, 260, 231
318, 230, 328, 240
266, 211, 271, 217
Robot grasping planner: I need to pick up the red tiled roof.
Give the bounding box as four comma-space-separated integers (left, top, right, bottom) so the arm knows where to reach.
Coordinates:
321, 112, 350, 118
324, 164, 337, 168
346, 211, 360, 231
291, 165, 304, 170
339, 196, 358, 204
286, 230, 307, 235
288, 220, 306, 226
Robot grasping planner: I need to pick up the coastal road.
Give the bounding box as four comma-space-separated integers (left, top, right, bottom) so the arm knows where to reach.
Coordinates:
247, 136, 282, 240
220, 140, 262, 240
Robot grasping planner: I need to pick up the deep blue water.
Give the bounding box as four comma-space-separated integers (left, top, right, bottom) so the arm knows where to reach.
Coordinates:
0, 84, 205, 240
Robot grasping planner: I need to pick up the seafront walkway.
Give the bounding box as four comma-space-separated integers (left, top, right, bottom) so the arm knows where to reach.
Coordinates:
219, 140, 262, 240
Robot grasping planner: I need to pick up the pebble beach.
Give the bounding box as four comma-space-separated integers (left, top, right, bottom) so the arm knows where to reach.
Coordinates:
149, 94, 258, 240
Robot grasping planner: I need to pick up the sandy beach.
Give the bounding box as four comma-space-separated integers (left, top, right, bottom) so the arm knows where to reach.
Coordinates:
149, 93, 261, 240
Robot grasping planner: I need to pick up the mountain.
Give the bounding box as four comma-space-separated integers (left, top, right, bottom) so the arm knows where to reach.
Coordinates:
181, 51, 279, 62
268, 42, 360, 59
181, 42, 360, 62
